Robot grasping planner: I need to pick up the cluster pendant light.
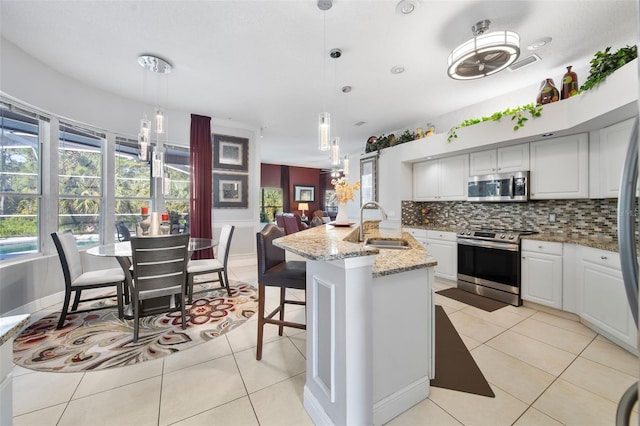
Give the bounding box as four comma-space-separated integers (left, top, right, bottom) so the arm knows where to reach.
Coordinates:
137, 54, 172, 182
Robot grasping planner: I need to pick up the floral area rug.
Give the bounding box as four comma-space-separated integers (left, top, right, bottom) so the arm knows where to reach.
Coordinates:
13, 282, 257, 373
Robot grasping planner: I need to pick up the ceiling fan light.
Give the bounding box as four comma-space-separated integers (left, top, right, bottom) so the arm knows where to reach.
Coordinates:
447, 28, 520, 80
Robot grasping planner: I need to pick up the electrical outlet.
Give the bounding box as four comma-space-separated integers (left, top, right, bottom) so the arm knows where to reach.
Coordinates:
548, 213, 556, 223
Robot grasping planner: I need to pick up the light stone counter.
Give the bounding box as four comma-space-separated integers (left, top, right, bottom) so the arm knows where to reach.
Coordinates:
1, 314, 30, 426
522, 233, 620, 252
274, 222, 437, 277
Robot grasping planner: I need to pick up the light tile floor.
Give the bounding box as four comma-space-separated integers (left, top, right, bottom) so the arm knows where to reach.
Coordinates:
12, 263, 640, 426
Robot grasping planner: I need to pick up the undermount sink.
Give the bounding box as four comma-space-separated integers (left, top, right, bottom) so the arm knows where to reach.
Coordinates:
363, 238, 411, 250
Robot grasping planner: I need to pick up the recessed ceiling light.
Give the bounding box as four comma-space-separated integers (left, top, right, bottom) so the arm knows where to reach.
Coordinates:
391, 65, 405, 74
527, 37, 552, 50
396, 0, 419, 15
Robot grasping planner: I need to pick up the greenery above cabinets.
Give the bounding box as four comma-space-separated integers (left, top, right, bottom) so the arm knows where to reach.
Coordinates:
447, 104, 543, 143
580, 45, 637, 92
446, 44, 637, 144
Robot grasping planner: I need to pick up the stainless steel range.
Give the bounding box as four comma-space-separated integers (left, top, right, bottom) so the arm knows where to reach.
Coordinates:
457, 228, 538, 306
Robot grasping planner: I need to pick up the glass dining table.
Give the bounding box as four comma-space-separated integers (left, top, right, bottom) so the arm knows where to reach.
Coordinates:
87, 237, 217, 317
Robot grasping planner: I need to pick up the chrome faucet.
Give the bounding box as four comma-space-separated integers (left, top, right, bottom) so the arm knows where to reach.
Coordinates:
359, 201, 388, 241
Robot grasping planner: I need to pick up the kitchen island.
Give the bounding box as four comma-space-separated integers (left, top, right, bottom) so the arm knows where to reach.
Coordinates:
274, 223, 437, 426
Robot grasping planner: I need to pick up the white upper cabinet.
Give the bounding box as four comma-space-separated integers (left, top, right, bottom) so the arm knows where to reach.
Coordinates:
469, 144, 530, 175
590, 117, 635, 198
530, 133, 589, 199
413, 154, 469, 201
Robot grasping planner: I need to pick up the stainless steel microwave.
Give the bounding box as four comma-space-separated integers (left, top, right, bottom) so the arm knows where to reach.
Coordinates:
467, 171, 529, 202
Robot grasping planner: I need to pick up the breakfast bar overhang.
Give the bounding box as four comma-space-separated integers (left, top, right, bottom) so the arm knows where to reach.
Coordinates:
274, 223, 437, 425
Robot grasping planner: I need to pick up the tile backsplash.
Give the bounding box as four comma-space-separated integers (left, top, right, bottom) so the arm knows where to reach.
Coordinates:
402, 199, 631, 240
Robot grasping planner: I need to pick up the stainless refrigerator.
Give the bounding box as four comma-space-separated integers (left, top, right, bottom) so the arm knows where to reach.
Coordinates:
616, 112, 639, 423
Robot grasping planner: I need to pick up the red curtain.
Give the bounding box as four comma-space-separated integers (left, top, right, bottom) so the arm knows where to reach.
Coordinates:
281, 165, 290, 213
190, 114, 214, 259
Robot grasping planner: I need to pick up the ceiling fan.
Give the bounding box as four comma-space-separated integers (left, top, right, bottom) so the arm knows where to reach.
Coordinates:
320, 168, 345, 178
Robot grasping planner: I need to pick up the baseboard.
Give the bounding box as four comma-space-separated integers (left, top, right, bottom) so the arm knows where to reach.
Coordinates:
304, 385, 334, 425
373, 376, 429, 426
4, 291, 66, 319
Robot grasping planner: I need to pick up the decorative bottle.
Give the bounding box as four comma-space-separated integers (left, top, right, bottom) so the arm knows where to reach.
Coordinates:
561, 66, 579, 99
536, 78, 560, 105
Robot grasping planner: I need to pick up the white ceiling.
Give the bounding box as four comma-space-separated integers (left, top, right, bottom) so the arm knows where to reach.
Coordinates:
1, 0, 638, 170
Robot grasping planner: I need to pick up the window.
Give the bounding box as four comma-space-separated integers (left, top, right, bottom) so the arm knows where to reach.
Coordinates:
58, 123, 103, 245
0, 104, 42, 259
115, 136, 151, 237
325, 189, 337, 215
260, 188, 283, 222
163, 144, 190, 233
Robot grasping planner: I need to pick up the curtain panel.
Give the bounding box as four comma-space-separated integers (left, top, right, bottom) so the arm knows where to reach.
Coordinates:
281, 165, 290, 213
189, 114, 214, 259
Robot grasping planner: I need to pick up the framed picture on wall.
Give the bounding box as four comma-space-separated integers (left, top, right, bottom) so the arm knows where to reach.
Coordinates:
294, 185, 315, 202
213, 173, 248, 208
213, 134, 249, 172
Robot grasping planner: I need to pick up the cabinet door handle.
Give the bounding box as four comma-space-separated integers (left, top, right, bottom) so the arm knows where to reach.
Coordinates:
538, 245, 543, 249
601, 256, 608, 260
522, 256, 526, 259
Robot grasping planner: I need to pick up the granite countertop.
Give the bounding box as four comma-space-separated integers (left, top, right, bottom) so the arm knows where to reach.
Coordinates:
522, 233, 620, 252
274, 223, 437, 278
402, 224, 459, 233
403, 223, 622, 252
0, 314, 30, 346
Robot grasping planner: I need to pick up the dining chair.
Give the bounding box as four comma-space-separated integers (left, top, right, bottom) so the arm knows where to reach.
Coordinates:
186, 224, 235, 302
129, 234, 190, 342
256, 223, 306, 360
115, 221, 131, 241
51, 230, 125, 329
275, 212, 286, 230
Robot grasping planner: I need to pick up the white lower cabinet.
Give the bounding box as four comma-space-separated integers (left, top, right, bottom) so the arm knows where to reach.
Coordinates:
576, 246, 637, 352
521, 240, 563, 309
426, 230, 457, 281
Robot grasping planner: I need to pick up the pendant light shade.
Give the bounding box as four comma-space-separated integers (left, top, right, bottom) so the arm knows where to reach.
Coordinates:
331, 137, 340, 166
319, 112, 330, 151
447, 20, 520, 80
342, 155, 350, 175
155, 108, 165, 134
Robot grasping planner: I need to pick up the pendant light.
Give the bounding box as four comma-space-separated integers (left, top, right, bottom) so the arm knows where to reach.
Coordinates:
318, 112, 330, 151
342, 154, 350, 175
331, 137, 340, 166
447, 20, 520, 80
318, 3, 331, 151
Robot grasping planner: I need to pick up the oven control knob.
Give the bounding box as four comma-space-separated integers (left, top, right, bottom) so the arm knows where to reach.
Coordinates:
499, 234, 506, 239
509, 235, 515, 240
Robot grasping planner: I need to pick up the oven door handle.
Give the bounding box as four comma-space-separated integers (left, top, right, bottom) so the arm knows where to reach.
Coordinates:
457, 238, 519, 251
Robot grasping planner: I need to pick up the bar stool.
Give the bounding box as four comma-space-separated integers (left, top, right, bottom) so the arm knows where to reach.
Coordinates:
255, 223, 306, 360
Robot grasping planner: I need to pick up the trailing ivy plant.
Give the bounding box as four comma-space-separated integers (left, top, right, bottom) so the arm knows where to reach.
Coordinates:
579, 45, 637, 92
447, 103, 543, 143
